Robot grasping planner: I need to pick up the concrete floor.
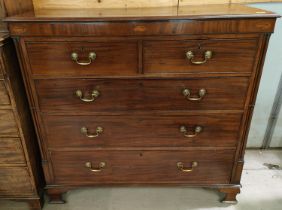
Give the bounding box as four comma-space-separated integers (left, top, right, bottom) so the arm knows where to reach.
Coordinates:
1, 150, 282, 210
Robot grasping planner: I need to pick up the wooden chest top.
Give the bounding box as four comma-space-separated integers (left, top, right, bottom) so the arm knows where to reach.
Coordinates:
5, 4, 279, 37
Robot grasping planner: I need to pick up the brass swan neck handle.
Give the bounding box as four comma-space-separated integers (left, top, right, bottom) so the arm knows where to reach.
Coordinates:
75, 89, 100, 103
81, 126, 104, 138
182, 88, 207, 101
180, 126, 203, 138
71, 52, 96, 66
186, 50, 213, 65
177, 161, 198, 173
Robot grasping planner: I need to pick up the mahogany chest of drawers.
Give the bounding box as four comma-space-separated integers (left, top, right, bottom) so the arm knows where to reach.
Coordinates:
5, 3, 278, 204
0, 33, 44, 210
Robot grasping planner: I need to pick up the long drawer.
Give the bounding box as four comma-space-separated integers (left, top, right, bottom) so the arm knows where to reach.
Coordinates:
0, 110, 19, 136
0, 138, 25, 164
143, 39, 258, 74
51, 149, 235, 184
43, 114, 242, 148
35, 78, 249, 113
26, 41, 139, 76
0, 167, 34, 196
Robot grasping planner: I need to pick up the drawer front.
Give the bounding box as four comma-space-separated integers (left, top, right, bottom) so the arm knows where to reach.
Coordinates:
35, 78, 249, 113
44, 114, 242, 148
0, 167, 34, 196
0, 110, 18, 136
0, 81, 10, 105
10, 19, 276, 37
144, 39, 257, 74
51, 150, 235, 184
26, 42, 139, 76
0, 138, 25, 164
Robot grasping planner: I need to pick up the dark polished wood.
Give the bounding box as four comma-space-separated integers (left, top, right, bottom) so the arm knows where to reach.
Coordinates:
35, 78, 249, 112
218, 187, 241, 203
0, 34, 44, 210
46, 188, 67, 204
50, 149, 235, 184
43, 113, 242, 148
144, 39, 258, 74
3, 2, 278, 205
25, 38, 259, 76
26, 41, 139, 77
8, 19, 277, 37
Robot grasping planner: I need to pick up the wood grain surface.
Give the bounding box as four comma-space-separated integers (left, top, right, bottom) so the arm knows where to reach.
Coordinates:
25, 4, 276, 20
3, 0, 34, 16
33, 0, 178, 9
0, 110, 19, 136
180, 0, 282, 6
25, 38, 258, 76
43, 113, 242, 148
0, 167, 34, 196
0, 138, 25, 164
9, 18, 276, 37
26, 41, 138, 77
0, 0, 7, 32
144, 39, 258, 74
6, 4, 277, 204
50, 149, 235, 184
0, 81, 10, 105
35, 78, 249, 113
31, 0, 282, 10
0, 34, 43, 208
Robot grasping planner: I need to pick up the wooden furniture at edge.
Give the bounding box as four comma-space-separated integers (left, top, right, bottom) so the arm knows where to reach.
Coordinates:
3, 1, 279, 204
0, 32, 44, 209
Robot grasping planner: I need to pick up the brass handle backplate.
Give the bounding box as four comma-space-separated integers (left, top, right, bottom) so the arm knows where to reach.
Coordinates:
71, 52, 96, 66
186, 50, 213, 65
177, 161, 198, 172
182, 88, 206, 101
85, 162, 106, 172
75, 89, 100, 102
180, 126, 203, 138
81, 126, 103, 138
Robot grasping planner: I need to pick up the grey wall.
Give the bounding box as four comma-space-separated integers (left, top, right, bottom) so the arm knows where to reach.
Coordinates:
271, 105, 282, 147
247, 3, 282, 148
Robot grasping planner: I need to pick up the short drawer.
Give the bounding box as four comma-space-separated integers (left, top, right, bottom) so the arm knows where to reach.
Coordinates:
26, 41, 139, 76
35, 77, 249, 113
0, 138, 25, 164
0, 110, 18, 136
51, 149, 235, 184
0, 167, 34, 196
143, 39, 258, 74
43, 114, 242, 148
0, 81, 10, 105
